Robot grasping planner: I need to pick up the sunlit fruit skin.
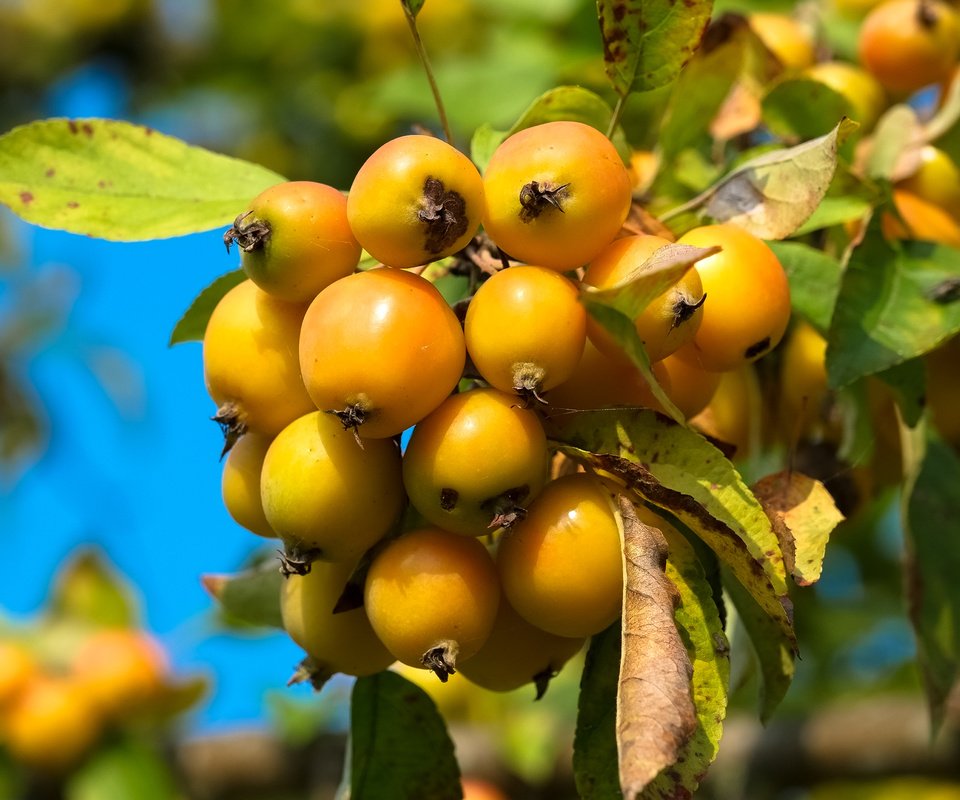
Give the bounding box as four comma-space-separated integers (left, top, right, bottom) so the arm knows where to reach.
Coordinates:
659, 349, 722, 419
280, 560, 394, 678
456, 592, 584, 693
364, 528, 500, 668
221, 432, 275, 538
232, 181, 361, 303
461, 778, 510, 800
203, 280, 315, 437
883, 189, 960, 247
497, 474, 623, 638
482, 121, 633, 271
858, 0, 960, 95
299, 268, 466, 439
898, 146, 960, 220
402, 388, 549, 537
347, 135, 484, 268
690, 363, 761, 459
72, 629, 168, 719
4, 676, 102, 771
0, 642, 35, 708
675, 225, 791, 372
464, 266, 586, 394
926, 335, 960, 443
547, 339, 672, 411
260, 411, 404, 563
629, 150, 658, 192
749, 13, 816, 70
582, 234, 705, 364
803, 61, 887, 131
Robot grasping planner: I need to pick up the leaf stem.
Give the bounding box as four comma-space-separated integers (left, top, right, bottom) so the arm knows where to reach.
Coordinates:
403, 5, 453, 144
606, 92, 628, 140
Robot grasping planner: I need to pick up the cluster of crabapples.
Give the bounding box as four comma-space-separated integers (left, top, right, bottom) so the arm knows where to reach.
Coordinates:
0, 629, 169, 771
203, 120, 791, 691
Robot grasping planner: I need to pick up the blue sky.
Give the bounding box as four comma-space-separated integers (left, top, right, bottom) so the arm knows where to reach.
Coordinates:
0, 61, 317, 732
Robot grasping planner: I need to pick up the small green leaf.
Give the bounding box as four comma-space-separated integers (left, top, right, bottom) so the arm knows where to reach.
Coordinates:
0, 119, 284, 241
546, 408, 794, 645
49, 548, 139, 628
646, 524, 729, 798
350, 671, 461, 800
202, 562, 283, 630
724, 571, 795, 722
573, 623, 621, 799
169, 270, 245, 346
877, 358, 927, 428
471, 86, 630, 171
791, 195, 874, 236
66, 738, 178, 800
668, 119, 858, 240
901, 425, 960, 731
762, 78, 853, 141
827, 226, 960, 389
767, 241, 843, 334
598, 0, 714, 96
401, 0, 427, 16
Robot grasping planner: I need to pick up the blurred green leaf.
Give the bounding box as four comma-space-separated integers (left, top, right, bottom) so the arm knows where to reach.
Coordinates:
866, 105, 921, 182
598, 0, 714, 96
877, 359, 927, 428
66, 738, 178, 800
401, 0, 427, 16
573, 622, 620, 799
547, 409, 794, 645
49, 548, 139, 628
827, 229, 960, 389
202, 561, 283, 630
901, 427, 960, 731
0, 119, 284, 241
349, 671, 461, 800
791, 195, 873, 236
768, 241, 843, 334
762, 78, 852, 141
169, 270, 245, 346
646, 524, 729, 797
667, 119, 857, 240
724, 570, 795, 722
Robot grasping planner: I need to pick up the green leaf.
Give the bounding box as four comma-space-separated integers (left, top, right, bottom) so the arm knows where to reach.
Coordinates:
666, 119, 858, 240
66, 739, 178, 800
877, 359, 927, 428
470, 86, 630, 171
573, 623, 621, 799
49, 548, 139, 628
724, 570, 795, 722
767, 241, 843, 334
762, 78, 853, 141
791, 195, 873, 236
901, 426, 960, 731
826, 227, 960, 389
645, 523, 729, 798
658, 22, 747, 162
546, 408, 794, 645
202, 562, 283, 630
0, 119, 284, 241
350, 671, 461, 800
169, 270, 245, 346
401, 0, 427, 16
598, 0, 714, 96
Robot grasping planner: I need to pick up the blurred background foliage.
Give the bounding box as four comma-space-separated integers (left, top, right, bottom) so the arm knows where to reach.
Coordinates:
1, 0, 958, 798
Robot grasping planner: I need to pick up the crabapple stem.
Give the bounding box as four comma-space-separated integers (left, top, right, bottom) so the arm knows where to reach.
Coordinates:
402, 5, 454, 145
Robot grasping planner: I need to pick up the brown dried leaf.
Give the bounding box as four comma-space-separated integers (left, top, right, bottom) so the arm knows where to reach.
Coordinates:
751, 471, 844, 586
617, 496, 696, 798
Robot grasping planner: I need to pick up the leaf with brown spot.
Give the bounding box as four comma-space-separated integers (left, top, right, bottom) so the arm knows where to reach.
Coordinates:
598, 0, 714, 96
665, 119, 858, 240
752, 470, 844, 586
545, 407, 794, 647
616, 496, 697, 798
